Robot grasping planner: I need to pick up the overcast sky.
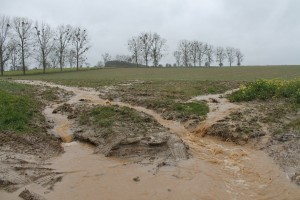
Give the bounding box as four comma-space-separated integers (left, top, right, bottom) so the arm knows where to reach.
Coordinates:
1, 0, 299, 66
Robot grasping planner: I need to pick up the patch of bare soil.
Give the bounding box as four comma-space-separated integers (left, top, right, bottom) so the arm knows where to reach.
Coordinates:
0, 84, 66, 196
0, 132, 63, 193
206, 99, 300, 185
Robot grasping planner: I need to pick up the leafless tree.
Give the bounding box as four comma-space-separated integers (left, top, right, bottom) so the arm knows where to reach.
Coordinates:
54, 25, 72, 71
151, 33, 167, 67
101, 52, 111, 65
0, 16, 12, 76
9, 41, 19, 71
236, 48, 244, 66
67, 49, 76, 68
34, 22, 54, 73
189, 41, 199, 67
226, 47, 236, 67
196, 41, 205, 67
173, 51, 181, 67
204, 43, 214, 67
12, 17, 32, 75
128, 36, 141, 67
71, 27, 89, 70
139, 32, 153, 67
178, 40, 191, 67
49, 50, 58, 68
216, 46, 226, 67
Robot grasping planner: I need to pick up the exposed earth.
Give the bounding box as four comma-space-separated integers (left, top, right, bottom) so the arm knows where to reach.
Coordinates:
0, 80, 299, 200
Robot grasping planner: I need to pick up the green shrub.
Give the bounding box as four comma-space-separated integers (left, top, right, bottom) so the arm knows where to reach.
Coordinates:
230, 79, 300, 103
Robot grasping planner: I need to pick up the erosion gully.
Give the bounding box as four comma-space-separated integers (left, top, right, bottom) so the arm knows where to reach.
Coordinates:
2, 80, 299, 200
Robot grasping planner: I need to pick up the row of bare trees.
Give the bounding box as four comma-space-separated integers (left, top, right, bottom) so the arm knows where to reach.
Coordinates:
174, 40, 244, 67
127, 32, 167, 67
0, 15, 90, 75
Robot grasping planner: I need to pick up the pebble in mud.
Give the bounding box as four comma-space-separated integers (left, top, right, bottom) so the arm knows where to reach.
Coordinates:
133, 176, 140, 182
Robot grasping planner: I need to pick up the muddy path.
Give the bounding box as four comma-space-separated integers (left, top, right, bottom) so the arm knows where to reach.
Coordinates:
1, 80, 299, 200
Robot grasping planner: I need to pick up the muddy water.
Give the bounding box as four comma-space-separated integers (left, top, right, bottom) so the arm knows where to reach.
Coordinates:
7, 80, 300, 200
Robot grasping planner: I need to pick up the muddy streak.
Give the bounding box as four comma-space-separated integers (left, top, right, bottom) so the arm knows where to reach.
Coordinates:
189, 90, 240, 137
44, 106, 73, 143
10, 80, 300, 200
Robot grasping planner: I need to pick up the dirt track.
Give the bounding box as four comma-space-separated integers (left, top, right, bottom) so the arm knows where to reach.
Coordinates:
0, 80, 299, 200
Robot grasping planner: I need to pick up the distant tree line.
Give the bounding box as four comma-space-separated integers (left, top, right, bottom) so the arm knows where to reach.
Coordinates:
0, 15, 90, 75
173, 40, 244, 67
101, 35, 244, 68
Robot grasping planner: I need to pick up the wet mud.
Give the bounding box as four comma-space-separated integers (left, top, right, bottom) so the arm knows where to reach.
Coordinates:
1, 80, 299, 200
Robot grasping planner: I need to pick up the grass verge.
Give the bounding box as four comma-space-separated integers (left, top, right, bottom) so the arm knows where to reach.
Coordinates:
0, 80, 45, 134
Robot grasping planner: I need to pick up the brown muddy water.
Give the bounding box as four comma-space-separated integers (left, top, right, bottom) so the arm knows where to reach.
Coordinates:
1, 80, 299, 200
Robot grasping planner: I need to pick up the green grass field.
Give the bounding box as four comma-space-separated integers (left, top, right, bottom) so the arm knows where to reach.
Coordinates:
2, 66, 300, 86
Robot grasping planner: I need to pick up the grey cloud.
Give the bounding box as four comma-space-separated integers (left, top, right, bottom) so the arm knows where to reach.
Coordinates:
0, 0, 299, 66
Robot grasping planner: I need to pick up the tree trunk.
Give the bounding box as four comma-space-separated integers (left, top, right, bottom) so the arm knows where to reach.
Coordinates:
76, 54, 79, 70
0, 52, 3, 76
42, 52, 46, 74
22, 50, 25, 75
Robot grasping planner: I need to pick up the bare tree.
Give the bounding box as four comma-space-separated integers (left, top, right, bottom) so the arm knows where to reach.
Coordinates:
151, 33, 167, 67
236, 48, 244, 66
178, 40, 191, 67
101, 52, 111, 65
189, 41, 199, 67
173, 51, 181, 67
196, 41, 205, 67
9, 41, 19, 71
0, 16, 12, 76
49, 50, 58, 68
71, 27, 89, 70
226, 47, 236, 67
204, 43, 214, 67
13, 17, 32, 75
128, 36, 141, 67
54, 25, 72, 71
66, 49, 76, 68
139, 32, 153, 67
216, 46, 226, 67
34, 22, 53, 73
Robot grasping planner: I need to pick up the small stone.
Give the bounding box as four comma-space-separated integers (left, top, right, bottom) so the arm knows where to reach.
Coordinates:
133, 176, 140, 182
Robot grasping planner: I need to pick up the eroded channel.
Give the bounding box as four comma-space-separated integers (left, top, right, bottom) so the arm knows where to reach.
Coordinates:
1, 80, 299, 200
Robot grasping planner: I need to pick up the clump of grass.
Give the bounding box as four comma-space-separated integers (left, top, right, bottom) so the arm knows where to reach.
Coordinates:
286, 119, 300, 132
147, 98, 209, 119
40, 89, 59, 101
230, 79, 300, 103
79, 106, 144, 129
0, 81, 43, 134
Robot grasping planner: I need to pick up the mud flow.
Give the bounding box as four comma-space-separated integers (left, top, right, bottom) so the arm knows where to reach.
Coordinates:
1, 80, 299, 200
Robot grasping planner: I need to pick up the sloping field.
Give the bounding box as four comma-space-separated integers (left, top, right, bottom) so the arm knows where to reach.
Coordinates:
3, 66, 300, 84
